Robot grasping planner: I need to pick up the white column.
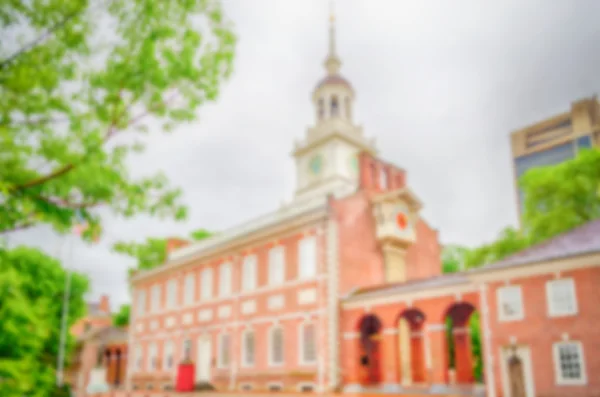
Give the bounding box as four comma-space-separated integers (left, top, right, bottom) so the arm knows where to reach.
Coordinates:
479, 283, 496, 397
326, 214, 340, 390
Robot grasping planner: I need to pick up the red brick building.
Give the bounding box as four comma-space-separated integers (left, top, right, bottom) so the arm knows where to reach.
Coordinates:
98, 11, 599, 397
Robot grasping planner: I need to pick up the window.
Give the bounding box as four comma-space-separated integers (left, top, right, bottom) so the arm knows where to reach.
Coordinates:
298, 237, 317, 279
134, 345, 143, 371
576, 135, 592, 150
150, 284, 162, 313
200, 268, 213, 301
242, 255, 257, 291
183, 274, 195, 306
300, 323, 317, 364
317, 98, 324, 120
166, 279, 178, 309
163, 340, 174, 371
546, 278, 577, 317
148, 342, 158, 371
379, 167, 388, 189
218, 333, 230, 368
553, 342, 586, 385
219, 262, 232, 297
268, 246, 285, 285
182, 339, 192, 362
136, 290, 146, 316
330, 95, 339, 117
270, 326, 284, 366
242, 330, 255, 367
497, 285, 524, 321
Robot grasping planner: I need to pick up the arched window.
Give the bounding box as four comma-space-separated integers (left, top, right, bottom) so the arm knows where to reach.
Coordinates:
242, 330, 255, 367
299, 322, 317, 364
345, 97, 352, 120
269, 326, 284, 366
318, 98, 325, 120
330, 95, 339, 117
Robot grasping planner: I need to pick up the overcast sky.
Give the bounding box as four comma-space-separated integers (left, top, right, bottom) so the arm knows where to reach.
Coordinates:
6, 0, 600, 309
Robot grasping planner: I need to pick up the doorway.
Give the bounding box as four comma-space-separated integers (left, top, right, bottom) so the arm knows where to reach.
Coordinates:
196, 336, 212, 383
500, 345, 535, 397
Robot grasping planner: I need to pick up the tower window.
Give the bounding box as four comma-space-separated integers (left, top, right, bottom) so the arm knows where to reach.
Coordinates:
331, 95, 339, 117
345, 96, 351, 120
318, 98, 324, 120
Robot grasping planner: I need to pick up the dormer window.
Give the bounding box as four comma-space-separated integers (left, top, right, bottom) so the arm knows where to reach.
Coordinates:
318, 98, 324, 120
331, 95, 339, 117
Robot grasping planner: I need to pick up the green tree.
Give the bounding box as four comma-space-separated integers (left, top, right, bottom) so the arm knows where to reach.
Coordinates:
520, 148, 600, 244
112, 228, 213, 326
1, 0, 236, 239
441, 244, 469, 273
112, 303, 130, 327
0, 246, 88, 397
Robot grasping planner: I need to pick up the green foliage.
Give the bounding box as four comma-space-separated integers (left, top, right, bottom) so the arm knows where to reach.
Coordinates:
0, 246, 88, 397
112, 228, 213, 326
520, 148, 600, 244
441, 244, 468, 273
469, 312, 483, 382
0, 0, 236, 238
112, 303, 130, 327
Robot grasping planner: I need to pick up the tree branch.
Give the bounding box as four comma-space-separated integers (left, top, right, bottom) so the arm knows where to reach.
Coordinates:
0, 7, 84, 69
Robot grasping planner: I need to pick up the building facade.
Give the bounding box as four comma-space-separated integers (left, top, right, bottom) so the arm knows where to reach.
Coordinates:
96, 12, 600, 397
510, 96, 600, 217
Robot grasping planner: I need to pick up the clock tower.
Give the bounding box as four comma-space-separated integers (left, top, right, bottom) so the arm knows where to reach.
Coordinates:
292, 5, 377, 204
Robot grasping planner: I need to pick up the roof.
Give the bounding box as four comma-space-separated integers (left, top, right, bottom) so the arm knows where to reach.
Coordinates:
473, 218, 600, 272
344, 272, 470, 302
77, 325, 128, 344
315, 74, 352, 90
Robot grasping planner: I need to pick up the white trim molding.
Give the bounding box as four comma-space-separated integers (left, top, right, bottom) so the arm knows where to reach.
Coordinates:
479, 283, 496, 397
553, 340, 587, 386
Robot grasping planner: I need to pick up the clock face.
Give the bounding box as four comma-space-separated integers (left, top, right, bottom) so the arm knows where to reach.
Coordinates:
394, 208, 413, 235
309, 154, 324, 175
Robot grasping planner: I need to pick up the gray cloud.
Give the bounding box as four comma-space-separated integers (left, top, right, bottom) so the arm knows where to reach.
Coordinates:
6, 0, 600, 308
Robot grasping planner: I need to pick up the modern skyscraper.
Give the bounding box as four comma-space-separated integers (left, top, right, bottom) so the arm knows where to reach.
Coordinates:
511, 96, 599, 218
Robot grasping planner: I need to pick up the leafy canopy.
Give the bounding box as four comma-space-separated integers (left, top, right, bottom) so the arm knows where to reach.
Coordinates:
442, 148, 600, 271
112, 228, 213, 325
0, 245, 88, 397
0, 0, 236, 239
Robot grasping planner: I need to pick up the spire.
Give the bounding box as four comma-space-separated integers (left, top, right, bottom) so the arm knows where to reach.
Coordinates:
324, 0, 341, 75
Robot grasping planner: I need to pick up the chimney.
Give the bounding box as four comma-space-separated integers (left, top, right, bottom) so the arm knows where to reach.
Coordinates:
99, 295, 110, 314
166, 237, 190, 254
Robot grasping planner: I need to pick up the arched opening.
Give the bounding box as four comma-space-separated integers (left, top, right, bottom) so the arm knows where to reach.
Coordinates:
345, 96, 352, 120
444, 302, 482, 385
396, 308, 426, 386
114, 348, 122, 387
330, 95, 339, 118
357, 314, 383, 385
317, 98, 325, 120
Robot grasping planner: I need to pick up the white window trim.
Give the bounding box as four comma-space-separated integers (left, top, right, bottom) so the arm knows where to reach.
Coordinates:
546, 278, 578, 318
136, 290, 147, 316
217, 333, 230, 369
219, 262, 232, 298
241, 329, 255, 368
183, 274, 195, 306
134, 345, 143, 372
298, 236, 318, 280
167, 279, 178, 309
148, 342, 158, 371
298, 322, 317, 366
268, 246, 285, 286
150, 284, 162, 313
553, 341, 587, 385
242, 255, 258, 292
163, 340, 174, 372
497, 285, 524, 322
268, 325, 284, 367
200, 268, 213, 301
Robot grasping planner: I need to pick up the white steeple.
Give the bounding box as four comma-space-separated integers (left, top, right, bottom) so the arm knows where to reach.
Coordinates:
290, 2, 377, 205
